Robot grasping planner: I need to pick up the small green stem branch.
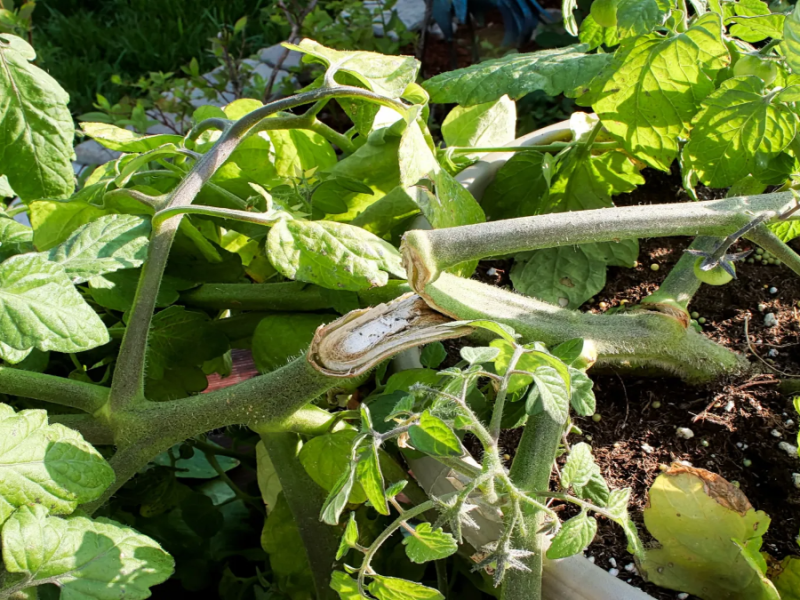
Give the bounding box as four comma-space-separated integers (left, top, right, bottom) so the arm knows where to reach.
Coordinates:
421, 273, 746, 382
182, 280, 411, 311
489, 346, 524, 441
641, 236, 718, 311
110, 85, 410, 412
151, 204, 280, 228
261, 432, 339, 600
448, 141, 618, 154
500, 412, 563, 600
203, 450, 264, 513
357, 497, 450, 595
745, 224, 800, 277
0, 366, 108, 413
402, 192, 796, 288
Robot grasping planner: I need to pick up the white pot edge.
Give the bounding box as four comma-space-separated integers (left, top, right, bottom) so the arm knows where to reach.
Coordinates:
408, 119, 657, 600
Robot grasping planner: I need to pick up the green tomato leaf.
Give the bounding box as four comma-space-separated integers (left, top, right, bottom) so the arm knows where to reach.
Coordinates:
349, 185, 422, 238
574, 468, 610, 506
579, 14, 620, 50
146, 306, 229, 380
2, 504, 174, 599
368, 576, 444, 600
424, 168, 486, 230
267, 218, 404, 291
783, 3, 800, 74
268, 127, 337, 178
481, 151, 552, 220
441, 96, 516, 157
152, 443, 238, 479
402, 522, 458, 563
398, 107, 438, 187
616, 0, 667, 39
0, 213, 33, 262
356, 442, 389, 515
0, 404, 114, 525
561, 442, 598, 488
80, 122, 183, 153
568, 368, 597, 417
29, 201, 112, 251
639, 465, 777, 599
299, 430, 367, 505
605, 487, 632, 520
0, 34, 74, 202
252, 313, 333, 373
0, 254, 109, 358
512, 245, 607, 309
526, 366, 571, 424
285, 39, 420, 98
420, 342, 447, 369
88, 269, 184, 312
261, 493, 315, 596
320, 461, 359, 526
773, 556, 800, 600
768, 219, 800, 243
685, 76, 797, 188
46, 214, 150, 283
546, 511, 598, 559
336, 513, 360, 560
593, 13, 729, 171
331, 570, 361, 600
255, 441, 282, 513
423, 44, 612, 106
730, 0, 784, 43
460, 346, 500, 365
408, 411, 462, 457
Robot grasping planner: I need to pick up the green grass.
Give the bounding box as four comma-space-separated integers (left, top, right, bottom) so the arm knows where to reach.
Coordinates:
30, 0, 286, 114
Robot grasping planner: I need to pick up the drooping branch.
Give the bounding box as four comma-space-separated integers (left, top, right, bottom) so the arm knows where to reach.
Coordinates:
417, 274, 747, 382
0, 366, 109, 414
401, 192, 797, 291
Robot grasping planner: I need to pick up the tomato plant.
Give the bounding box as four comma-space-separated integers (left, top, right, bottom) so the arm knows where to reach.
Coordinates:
1, 1, 800, 598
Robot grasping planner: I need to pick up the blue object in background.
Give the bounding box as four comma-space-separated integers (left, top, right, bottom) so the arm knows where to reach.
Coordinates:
432, 0, 552, 47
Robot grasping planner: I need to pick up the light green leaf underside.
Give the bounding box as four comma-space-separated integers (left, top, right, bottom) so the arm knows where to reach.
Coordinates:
0, 254, 109, 357
80, 121, 183, 153
286, 39, 420, 98
46, 214, 151, 284
0, 34, 75, 202
685, 76, 797, 188
783, 3, 800, 74
593, 13, 730, 171
0, 404, 114, 526
267, 218, 405, 291
423, 44, 612, 106
2, 504, 174, 600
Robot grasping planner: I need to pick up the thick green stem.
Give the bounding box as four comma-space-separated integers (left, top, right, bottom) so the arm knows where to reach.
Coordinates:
0, 366, 109, 413
501, 413, 563, 600
420, 274, 747, 382
641, 236, 717, 311
402, 192, 796, 289
84, 355, 339, 512
260, 432, 339, 600
110, 85, 409, 412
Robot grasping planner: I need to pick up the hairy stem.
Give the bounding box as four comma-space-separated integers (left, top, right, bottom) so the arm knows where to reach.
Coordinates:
401, 192, 796, 289
111, 85, 409, 411
745, 224, 800, 277
260, 432, 339, 600
420, 274, 747, 382
501, 413, 563, 600
0, 366, 109, 413
641, 236, 717, 311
